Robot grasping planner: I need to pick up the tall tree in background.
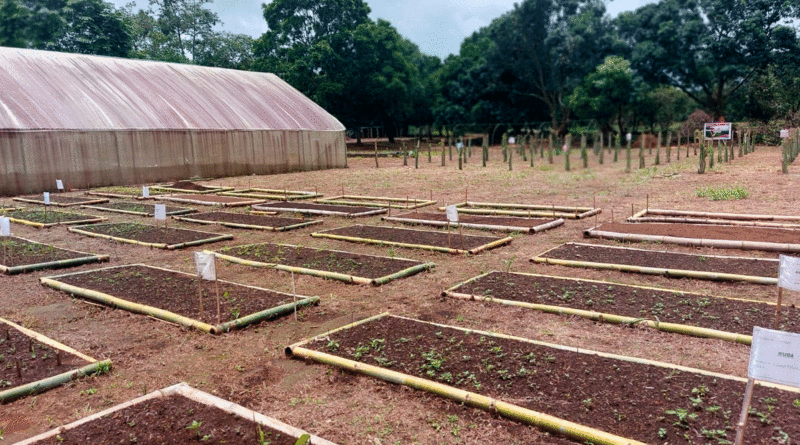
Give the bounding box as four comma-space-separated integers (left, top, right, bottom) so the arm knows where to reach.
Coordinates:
568, 55, 634, 134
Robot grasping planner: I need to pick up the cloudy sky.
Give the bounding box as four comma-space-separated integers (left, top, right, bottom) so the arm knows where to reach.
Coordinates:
115, 0, 657, 60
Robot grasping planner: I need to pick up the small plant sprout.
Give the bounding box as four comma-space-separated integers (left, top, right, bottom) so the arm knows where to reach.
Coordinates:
186, 420, 203, 437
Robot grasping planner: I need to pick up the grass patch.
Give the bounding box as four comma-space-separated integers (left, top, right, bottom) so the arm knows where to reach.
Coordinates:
695, 185, 749, 201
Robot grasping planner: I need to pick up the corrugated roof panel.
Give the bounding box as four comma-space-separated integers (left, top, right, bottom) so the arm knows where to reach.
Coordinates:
0, 47, 345, 132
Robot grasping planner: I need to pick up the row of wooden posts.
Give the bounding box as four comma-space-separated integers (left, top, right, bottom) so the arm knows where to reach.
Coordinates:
782, 128, 800, 173
376, 128, 759, 174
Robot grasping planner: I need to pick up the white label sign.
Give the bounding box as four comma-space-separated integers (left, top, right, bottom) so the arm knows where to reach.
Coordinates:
153, 204, 166, 221
0, 217, 10, 236
508, 137, 516, 145
142, 186, 150, 198
626, 133, 632, 141
194, 252, 216, 281
445, 205, 459, 223
43, 192, 50, 205
456, 142, 464, 150
779, 255, 800, 292
56, 180, 64, 190
780, 129, 790, 139
748, 326, 800, 388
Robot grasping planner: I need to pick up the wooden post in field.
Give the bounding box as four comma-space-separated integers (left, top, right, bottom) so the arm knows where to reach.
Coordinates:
374, 140, 379, 168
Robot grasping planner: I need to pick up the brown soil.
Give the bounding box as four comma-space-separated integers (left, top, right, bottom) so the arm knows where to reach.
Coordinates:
450, 271, 800, 334
540, 243, 778, 277
216, 243, 425, 280
164, 194, 256, 204
255, 201, 384, 215
7, 210, 100, 225
594, 222, 800, 245
181, 212, 309, 229
0, 325, 87, 388
29, 394, 300, 445
0, 237, 97, 268
391, 211, 557, 229
164, 181, 218, 192
70, 223, 226, 247
50, 265, 299, 325
316, 225, 506, 251
85, 202, 191, 216
17, 195, 108, 206
303, 315, 800, 445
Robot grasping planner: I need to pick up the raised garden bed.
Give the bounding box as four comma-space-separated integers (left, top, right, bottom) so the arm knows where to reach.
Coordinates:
289, 314, 800, 445
629, 208, 800, 229
0, 317, 111, 404
16, 382, 337, 445
445, 271, 800, 343
4, 209, 106, 228
85, 186, 168, 200
218, 188, 321, 201
150, 181, 234, 194
252, 201, 387, 217
440, 201, 601, 219
311, 225, 512, 255
67, 222, 233, 250
41, 264, 319, 334
533, 242, 778, 285
315, 194, 436, 210
0, 237, 109, 275
159, 194, 265, 207
211, 242, 434, 286
383, 212, 564, 233
13, 195, 109, 207
80, 201, 195, 217
174, 211, 322, 232
585, 222, 800, 253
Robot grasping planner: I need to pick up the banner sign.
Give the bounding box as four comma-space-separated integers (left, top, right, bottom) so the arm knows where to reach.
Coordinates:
704, 123, 732, 140
0, 217, 10, 236
446, 205, 459, 223
194, 252, 216, 281
153, 204, 166, 221
779, 255, 800, 292
748, 326, 800, 388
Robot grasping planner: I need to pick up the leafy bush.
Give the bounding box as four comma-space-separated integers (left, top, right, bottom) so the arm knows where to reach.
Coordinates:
695, 185, 749, 200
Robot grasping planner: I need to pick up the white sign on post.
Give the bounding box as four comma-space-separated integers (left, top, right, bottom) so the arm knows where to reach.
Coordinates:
56, 180, 64, 191
779, 255, 800, 292
445, 205, 459, 223
456, 142, 464, 150
748, 326, 800, 388
780, 129, 790, 139
508, 137, 516, 145
0, 217, 10, 236
194, 252, 216, 281
43, 192, 50, 205
142, 186, 150, 198
153, 204, 166, 221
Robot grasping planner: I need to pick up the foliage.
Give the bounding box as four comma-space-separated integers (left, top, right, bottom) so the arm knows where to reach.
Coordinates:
680, 110, 711, 140
695, 185, 749, 201
568, 55, 634, 133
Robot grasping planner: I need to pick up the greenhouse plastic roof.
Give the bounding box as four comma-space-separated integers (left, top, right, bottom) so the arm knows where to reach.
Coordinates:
0, 47, 345, 131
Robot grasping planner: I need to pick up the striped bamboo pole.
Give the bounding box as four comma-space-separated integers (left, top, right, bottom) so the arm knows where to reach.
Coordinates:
310, 231, 512, 255
0, 360, 112, 404
7, 215, 106, 228
12, 197, 109, 207
585, 229, 800, 254
173, 215, 323, 232
381, 215, 564, 233
150, 186, 234, 195
251, 204, 387, 217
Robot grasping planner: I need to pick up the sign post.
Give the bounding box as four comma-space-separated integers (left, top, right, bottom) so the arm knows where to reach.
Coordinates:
56, 180, 64, 192
142, 186, 150, 198
194, 252, 219, 324
0, 216, 10, 264
446, 204, 459, 248
154, 204, 167, 229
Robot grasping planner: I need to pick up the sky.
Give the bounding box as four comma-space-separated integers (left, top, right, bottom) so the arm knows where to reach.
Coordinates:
115, 0, 657, 60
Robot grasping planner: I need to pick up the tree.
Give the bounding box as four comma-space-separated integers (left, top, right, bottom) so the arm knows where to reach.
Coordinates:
194, 32, 254, 70
145, 0, 219, 61
617, 0, 799, 120
568, 56, 634, 133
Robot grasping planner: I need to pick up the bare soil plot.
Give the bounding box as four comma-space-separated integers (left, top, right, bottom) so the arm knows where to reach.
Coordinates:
5, 209, 106, 228
0, 318, 110, 404
586, 222, 800, 253
159, 193, 265, 207
13, 195, 109, 207
290, 314, 800, 445
81, 201, 195, 217
218, 188, 321, 201
312, 225, 512, 255
16, 383, 336, 445
212, 242, 434, 286
629, 208, 800, 229
85, 185, 168, 200
445, 271, 800, 342
384, 211, 564, 233
67, 222, 232, 250
443, 201, 601, 219
252, 201, 387, 217
41, 264, 319, 334
315, 194, 436, 209
150, 181, 234, 194
174, 211, 321, 232
0, 236, 108, 275
533, 242, 778, 284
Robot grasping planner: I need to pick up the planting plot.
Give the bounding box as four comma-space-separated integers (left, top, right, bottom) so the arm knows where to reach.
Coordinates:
442, 201, 601, 219
159, 193, 265, 207
174, 211, 321, 231
534, 243, 778, 284
629, 208, 800, 229
218, 188, 321, 200
17, 383, 337, 445
311, 225, 512, 255
81, 201, 195, 217
291, 314, 800, 445
5, 209, 106, 228
445, 271, 800, 341
13, 195, 108, 207
586, 222, 800, 253
68, 222, 233, 250
0, 236, 108, 275
0, 318, 111, 403
252, 201, 387, 217
212, 242, 434, 285
383, 211, 563, 233
86, 186, 168, 199
315, 194, 436, 209
151, 181, 234, 194
41, 264, 319, 334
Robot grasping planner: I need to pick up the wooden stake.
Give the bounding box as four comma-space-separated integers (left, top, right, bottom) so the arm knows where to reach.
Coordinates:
292, 271, 297, 322
215, 278, 221, 325
734, 378, 755, 445
197, 274, 204, 315
631, 203, 634, 218
611, 209, 614, 223
646, 194, 649, 211
56, 350, 62, 366
16, 359, 21, 378
775, 287, 783, 330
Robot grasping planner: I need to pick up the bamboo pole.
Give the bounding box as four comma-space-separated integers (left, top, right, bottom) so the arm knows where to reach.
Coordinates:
12, 197, 109, 207
82, 204, 194, 218
173, 215, 323, 232
150, 185, 234, 195
381, 215, 564, 234
7, 214, 106, 228
734, 379, 756, 445
585, 228, 800, 254
775, 287, 783, 330
251, 204, 388, 218
310, 230, 512, 256
0, 360, 112, 404
159, 196, 266, 207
